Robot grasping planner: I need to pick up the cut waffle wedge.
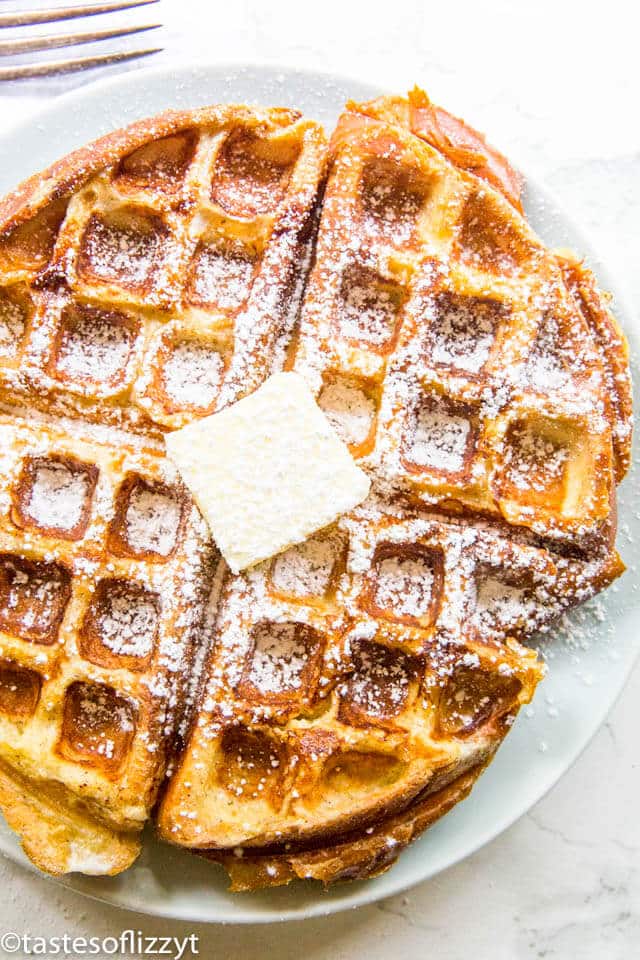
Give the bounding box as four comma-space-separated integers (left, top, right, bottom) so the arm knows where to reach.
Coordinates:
0, 89, 631, 889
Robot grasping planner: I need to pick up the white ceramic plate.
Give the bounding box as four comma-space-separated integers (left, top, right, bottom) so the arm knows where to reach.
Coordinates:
0, 63, 637, 924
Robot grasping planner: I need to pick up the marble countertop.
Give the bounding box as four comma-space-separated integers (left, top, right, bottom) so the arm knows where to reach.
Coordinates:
0, 1, 638, 956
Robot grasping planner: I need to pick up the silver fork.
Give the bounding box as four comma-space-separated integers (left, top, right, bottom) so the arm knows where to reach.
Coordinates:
0, 0, 162, 81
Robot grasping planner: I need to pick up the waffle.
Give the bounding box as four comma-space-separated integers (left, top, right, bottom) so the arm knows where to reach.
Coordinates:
158, 93, 631, 889
0, 90, 631, 889
295, 90, 631, 547
0, 104, 326, 873
0, 104, 326, 432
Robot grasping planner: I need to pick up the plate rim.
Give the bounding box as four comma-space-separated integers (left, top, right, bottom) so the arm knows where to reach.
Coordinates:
0, 58, 637, 925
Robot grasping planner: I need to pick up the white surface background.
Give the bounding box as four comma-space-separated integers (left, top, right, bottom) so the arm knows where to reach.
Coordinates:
0, 0, 638, 956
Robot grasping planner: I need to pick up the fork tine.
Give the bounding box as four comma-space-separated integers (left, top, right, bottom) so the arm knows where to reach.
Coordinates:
0, 0, 159, 29
0, 23, 160, 56
0, 46, 161, 80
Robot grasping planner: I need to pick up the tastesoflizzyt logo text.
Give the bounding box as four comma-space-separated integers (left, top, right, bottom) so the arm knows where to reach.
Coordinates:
0, 929, 199, 957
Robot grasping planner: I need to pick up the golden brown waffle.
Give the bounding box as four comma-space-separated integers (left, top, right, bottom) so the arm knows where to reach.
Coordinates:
0, 409, 214, 873
0, 104, 326, 432
158, 93, 631, 890
0, 90, 631, 889
0, 104, 326, 873
295, 90, 631, 548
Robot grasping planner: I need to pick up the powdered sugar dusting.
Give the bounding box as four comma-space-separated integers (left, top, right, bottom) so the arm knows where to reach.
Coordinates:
474, 577, 536, 632
346, 641, 412, 717
318, 379, 375, 446
0, 555, 70, 642
506, 427, 568, 492
409, 407, 471, 472
125, 486, 181, 556
96, 587, 158, 659
56, 311, 134, 383
271, 535, 340, 598
246, 622, 308, 695
191, 245, 254, 310
80, 215, 161, 287
0, 294, 25, 356
431, 297, 498, 373
362, 174, 422, 244
162, 341, 224, 408
523, 313, 572, 392
26, 461, 91, 532
338, 275, 399, 346
374, 555, 434, 620
65, 682, 136, 766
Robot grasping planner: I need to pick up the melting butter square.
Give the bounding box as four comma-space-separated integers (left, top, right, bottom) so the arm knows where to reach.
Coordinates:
165, 372, 370, 573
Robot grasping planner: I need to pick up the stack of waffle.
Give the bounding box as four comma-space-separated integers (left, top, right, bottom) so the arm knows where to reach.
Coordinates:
0, 90, 631, 888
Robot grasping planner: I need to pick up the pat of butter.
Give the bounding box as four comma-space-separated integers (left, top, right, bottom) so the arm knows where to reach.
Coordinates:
165, 372, 371, 573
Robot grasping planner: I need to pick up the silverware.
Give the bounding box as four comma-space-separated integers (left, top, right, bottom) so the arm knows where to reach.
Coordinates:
0, 0, 161, 80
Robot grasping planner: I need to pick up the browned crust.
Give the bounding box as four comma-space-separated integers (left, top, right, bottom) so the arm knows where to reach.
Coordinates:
0, 757, 140, 875
0, 105, 305, 237
201, 759, 490, 891
556, 253, 633, 483
343, 87, 524, 211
